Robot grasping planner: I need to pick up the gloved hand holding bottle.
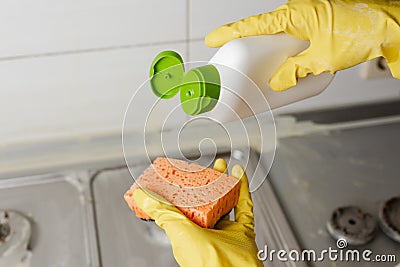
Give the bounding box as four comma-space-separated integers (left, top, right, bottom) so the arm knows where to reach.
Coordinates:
206, 0, 400, 91
132, 159, 263, 267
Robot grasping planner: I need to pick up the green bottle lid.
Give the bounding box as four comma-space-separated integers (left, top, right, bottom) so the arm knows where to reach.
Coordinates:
149, 50, 185, 99
149, 50, 221, 115
180, 65, 220, 116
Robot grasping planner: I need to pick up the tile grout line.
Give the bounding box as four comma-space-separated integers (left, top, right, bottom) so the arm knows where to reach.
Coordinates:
0, 38, 204, 62
185, 0, 192, 122
186, 0, 191, 61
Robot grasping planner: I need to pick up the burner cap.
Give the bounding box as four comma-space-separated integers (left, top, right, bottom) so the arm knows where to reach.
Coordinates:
327, 206, 377, 246
379, 196, 400, 243
0, 222, 10, 242
0, 210, 31, 265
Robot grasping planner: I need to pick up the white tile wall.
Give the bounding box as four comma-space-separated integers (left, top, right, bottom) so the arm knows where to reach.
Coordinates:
189, 0, 283, 39
0, 0, 186, 58
0, 43, 187, 144
188, 40, 215, 62
1, 0, 400, 147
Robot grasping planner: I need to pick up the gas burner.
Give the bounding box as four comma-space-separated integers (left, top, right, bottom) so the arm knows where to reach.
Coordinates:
327, 206, 377, 246
0, 215, 10, 245
379, 196, 400, 243
0, 210, 31, 267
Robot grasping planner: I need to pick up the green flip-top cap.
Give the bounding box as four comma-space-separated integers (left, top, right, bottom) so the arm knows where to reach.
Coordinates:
180, 65, 221, 116
149, 50, 184, 99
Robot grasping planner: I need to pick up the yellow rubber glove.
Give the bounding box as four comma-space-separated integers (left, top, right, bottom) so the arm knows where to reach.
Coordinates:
133, 159, 263, 267
205, 0, 400, 91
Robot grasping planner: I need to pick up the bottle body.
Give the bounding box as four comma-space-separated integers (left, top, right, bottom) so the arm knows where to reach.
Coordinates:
206, 34, 334, 122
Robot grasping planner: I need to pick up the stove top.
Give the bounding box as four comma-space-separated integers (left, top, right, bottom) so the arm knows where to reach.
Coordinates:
0, 101, 399, 267
269, 114, 400, 266
0, 174, 95, 267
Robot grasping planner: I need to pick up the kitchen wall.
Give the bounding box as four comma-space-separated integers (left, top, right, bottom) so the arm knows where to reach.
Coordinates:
1, 0, 399, 146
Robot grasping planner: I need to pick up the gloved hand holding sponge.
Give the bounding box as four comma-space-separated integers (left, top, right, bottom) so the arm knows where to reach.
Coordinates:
206, 0, 400, 91
132, 159, 263, 267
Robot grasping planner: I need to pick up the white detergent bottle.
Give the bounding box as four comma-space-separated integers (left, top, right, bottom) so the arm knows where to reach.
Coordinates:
149, 34, 334, 123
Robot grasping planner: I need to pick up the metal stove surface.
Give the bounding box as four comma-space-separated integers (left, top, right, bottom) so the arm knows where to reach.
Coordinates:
91, 149, 287, 267
1, 101, 398, 267
269, 118, 400, 266
0, 174, 92, 267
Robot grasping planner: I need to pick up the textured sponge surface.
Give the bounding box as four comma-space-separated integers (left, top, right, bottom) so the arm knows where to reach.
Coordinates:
124, 157, 241, 228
